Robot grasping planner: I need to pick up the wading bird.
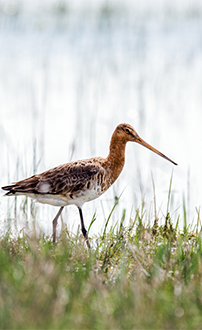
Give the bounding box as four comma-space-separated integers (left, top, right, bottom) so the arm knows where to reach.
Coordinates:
2, 123, 177, 248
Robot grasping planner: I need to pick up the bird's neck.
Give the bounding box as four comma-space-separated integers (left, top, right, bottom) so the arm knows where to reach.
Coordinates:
105, 133, 126, 185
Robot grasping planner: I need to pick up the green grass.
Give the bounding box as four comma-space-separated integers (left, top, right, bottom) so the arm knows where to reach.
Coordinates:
0, 209, 202, 330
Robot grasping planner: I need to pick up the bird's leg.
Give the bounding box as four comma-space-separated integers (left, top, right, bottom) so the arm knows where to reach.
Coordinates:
78, 207, 91, 249
52, 206, 64, 243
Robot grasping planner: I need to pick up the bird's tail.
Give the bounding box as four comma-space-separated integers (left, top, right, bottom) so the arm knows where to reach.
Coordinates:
2, 185, 18, 196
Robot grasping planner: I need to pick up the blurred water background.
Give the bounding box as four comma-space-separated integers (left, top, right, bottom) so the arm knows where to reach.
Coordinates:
0, 0, 202, 237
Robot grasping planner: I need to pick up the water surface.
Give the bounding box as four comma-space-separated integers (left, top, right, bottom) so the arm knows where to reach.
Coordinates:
1, 0, 202, 235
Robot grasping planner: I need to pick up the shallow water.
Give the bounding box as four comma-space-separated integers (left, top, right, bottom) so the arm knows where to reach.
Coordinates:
0, 0, 202, 236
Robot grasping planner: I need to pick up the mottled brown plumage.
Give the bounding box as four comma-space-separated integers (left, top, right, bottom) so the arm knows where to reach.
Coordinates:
2, 123, 177, 248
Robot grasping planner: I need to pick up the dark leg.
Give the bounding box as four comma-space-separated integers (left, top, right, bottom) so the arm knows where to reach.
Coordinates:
78, 207, 91, 249
52, 206, 64, 243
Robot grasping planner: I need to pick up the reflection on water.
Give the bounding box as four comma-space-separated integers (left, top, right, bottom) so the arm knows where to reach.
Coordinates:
1, 0, 202, 235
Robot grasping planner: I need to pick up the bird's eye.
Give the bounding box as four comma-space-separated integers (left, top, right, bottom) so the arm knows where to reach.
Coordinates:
125, 128, 130, 134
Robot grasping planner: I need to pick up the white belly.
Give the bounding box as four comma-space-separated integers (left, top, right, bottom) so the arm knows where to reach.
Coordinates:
16, 184, 105, 207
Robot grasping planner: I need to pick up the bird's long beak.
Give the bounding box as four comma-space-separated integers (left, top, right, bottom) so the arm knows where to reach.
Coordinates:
135, 136, 177, 166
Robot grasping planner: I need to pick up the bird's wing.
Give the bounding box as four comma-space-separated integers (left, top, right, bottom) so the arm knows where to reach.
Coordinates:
2, 159, 105, 196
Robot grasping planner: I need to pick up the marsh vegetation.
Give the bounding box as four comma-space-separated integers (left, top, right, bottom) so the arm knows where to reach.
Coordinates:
0, 204, 201, 329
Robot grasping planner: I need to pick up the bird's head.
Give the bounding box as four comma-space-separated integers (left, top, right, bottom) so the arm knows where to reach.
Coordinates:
115, 123, 139, 142
114, 123, 177, 165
